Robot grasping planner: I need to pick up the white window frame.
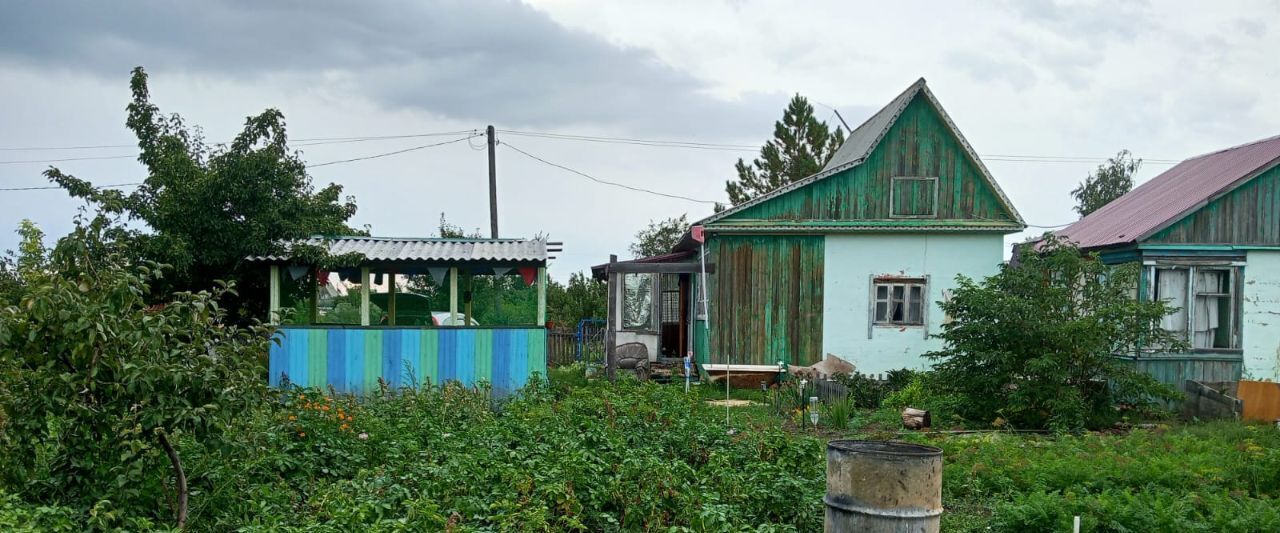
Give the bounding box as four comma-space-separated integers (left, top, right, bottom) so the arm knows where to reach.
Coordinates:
1146, 263, 1242, 352
869, 276, 929, 335
620, 272, 658, 333
889, 176, 940, 219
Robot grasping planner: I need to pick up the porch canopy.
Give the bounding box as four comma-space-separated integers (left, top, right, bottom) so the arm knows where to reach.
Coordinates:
246, 236, 561, 394
592, 251, 715, 379
249, 236, 559, 326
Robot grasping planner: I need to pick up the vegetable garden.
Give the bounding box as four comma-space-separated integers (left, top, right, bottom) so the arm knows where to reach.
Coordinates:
3, 363, 1278, 531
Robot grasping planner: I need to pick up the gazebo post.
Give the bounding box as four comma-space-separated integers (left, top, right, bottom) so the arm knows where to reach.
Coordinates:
536, 266, 547, 326
268, 264, 280, 325
360, 267, 371, 326
308, 267, 319, 324
387, 269, 398, 326
449, 267, 459, 325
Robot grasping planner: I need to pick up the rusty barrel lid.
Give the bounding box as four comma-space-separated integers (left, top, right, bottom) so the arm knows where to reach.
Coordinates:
827, 440, 942, 456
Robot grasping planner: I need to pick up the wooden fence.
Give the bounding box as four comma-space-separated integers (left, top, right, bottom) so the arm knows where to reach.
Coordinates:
547, 329, 576, 368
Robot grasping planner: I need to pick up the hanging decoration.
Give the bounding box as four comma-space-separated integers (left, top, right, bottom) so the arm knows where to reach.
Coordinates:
427, 266, 449, 286
492, 266, 513, 277
317, 270, 331, 287
287, 265, 309, 280
518, 267, 538, 286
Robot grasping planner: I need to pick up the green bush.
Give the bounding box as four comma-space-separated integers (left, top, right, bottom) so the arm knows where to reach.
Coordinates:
927, 236, 1182, 431
882, 372, 967, 427
820, 395, 855, 430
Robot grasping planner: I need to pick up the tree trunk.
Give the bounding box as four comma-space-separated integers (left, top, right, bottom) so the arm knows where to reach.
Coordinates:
901, 407, 931, 430
156, 430, 188, 529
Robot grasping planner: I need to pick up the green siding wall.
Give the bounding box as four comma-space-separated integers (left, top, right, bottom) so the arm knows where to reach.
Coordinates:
724, 94, 1015, 224
708, 235, 824, 366
1149, 164, 1280, 245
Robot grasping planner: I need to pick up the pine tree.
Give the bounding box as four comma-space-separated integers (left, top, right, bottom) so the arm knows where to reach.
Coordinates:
725, 94, 845, 205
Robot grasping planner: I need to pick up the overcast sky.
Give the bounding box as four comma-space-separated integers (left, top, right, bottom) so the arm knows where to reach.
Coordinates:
2, 0, 1278, 280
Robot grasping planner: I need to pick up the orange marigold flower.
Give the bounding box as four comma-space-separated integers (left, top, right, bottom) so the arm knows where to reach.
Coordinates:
288, 415, 297, 421
321, 405, 330, 411
340, 423, 350, 431
299, 432, 306, 438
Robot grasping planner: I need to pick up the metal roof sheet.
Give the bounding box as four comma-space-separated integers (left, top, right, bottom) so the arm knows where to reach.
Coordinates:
246, 236, 549, 263
1056, 134, 1280, 250
821, 80, 921, 172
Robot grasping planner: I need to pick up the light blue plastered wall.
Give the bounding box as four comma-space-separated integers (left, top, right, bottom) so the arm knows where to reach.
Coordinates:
821, 233, 1004, 374
1244, 250, 1280, 381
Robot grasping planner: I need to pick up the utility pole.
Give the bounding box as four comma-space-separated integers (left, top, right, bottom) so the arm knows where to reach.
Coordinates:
487, 125, 498, 239
486, 125, 502, 320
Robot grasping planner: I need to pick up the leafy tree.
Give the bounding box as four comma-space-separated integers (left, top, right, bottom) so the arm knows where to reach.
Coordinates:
547, 272, 607, 328
399, 214, 540, 325
46, 66, 360, 320
925, 235, 1182, 431
724, 94, 845, 206
1071, 149, 1142, 217
629, 214, 690, 258
0, 216, 268, 528
0, 221, 48, 305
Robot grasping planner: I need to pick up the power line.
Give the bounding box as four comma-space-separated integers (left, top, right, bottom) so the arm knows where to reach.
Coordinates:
307, 134, 481, 168
1023, 222, 1074, 229
498, 129, 759, 151
0, 154, 136, 165
501, 141, 719, 205
0, 130, 480, 153
2, 127, 1186, 166
0, 143, 134, 152
0, 182, 142, 192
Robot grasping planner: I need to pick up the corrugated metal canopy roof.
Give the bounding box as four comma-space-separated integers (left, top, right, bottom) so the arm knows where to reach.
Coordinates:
1057, 134, 1280, 250
246, 236, 550, 263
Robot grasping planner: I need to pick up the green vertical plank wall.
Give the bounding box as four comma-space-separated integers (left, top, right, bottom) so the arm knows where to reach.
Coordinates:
1148, 164, 1280, 245
707, 235, 824, 366
268, 327, 548, 396
722, 94, 1015, 224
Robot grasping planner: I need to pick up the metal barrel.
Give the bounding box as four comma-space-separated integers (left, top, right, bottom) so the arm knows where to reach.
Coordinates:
824, 440, 943, 533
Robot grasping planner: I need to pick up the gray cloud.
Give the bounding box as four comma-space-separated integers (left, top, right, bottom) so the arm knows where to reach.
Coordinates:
1005, 0, 1151, 43
0, 0, 782, 136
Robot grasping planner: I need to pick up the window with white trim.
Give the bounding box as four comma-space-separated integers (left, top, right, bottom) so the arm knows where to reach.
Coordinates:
1150, 265, 1240, 350
622, 273, 656, 331
873, 277, 926, 326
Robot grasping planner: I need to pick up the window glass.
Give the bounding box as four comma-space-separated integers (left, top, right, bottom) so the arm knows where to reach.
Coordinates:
908, 285, 923, 324
623, 273, 655, 330
1153, 266, 1239, 350
873, 278, 926, 326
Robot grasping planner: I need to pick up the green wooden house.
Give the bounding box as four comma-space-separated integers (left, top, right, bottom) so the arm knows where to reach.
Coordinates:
595, 79, 1025, 376
1058, 134, 1280, 385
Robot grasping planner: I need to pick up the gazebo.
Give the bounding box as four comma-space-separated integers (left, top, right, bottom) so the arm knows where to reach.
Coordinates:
247, 236, 560, 395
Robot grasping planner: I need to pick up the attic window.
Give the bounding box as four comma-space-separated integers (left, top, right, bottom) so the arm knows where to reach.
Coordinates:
890, 177, 939, 218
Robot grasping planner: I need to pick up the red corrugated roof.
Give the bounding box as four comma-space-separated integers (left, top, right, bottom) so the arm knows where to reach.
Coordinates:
1057, 135, 1280, 250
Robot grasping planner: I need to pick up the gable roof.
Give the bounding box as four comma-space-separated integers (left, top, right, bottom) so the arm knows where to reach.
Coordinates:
696, 78, 1025, 227
1056, 134, 1280, 250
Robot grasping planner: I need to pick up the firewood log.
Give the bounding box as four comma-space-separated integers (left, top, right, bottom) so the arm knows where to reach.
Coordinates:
901, 407, 931, 430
